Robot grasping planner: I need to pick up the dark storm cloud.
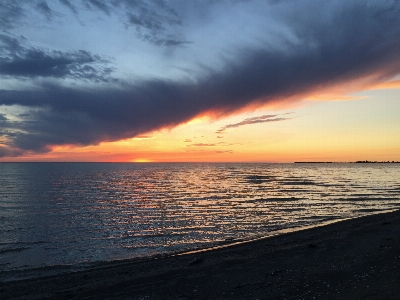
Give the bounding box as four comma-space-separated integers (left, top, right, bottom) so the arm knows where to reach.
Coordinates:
1, 1, 400, 155
0, 34, 115, 81
216, 114, 290, 134
0, 81, 202, 151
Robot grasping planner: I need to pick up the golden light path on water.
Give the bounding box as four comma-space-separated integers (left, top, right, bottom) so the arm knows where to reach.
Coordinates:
0, 163, 399, 280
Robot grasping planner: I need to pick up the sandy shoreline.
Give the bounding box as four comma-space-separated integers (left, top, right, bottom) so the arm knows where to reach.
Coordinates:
2, 210, 400, 299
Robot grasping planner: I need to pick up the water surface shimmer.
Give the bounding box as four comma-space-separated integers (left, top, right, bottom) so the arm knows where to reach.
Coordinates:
1, 163, 399, 280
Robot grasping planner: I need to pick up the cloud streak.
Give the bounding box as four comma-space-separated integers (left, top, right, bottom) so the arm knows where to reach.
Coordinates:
1, 1, 400, 157
124, 0, 189, 46
216, 114, 290, 134
59, 0, 78, 14
189, 143, 219, 147
0, 0, 188, 47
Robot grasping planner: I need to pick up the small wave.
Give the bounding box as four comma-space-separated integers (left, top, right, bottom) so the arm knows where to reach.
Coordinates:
245, 175, 276, 184
0, 240, 48, 246
120, 233, 167, 240
300, 215, 339, 221
335, 197, 400, 201
278, 207, 307, 212
355, 208, 383, 213
281, 180, 316, 186
246, 197, 302, 203
0, 247, 30, 254
279, 189, 309, 192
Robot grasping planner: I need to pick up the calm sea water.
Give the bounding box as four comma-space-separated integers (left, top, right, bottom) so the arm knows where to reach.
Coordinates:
1, 162, 400, 280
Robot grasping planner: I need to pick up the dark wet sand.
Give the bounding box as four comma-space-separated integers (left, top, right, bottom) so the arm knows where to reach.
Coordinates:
2, 210, 400, 299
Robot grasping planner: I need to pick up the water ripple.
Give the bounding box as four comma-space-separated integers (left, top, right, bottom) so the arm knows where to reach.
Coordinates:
0, 162, 399, 278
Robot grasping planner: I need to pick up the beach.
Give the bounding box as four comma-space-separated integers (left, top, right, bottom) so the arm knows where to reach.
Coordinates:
1, 209, 400, 299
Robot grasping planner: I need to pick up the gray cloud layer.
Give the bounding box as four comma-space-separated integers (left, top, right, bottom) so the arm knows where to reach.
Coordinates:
1, 1, 400, 156
0, 34, 115, 82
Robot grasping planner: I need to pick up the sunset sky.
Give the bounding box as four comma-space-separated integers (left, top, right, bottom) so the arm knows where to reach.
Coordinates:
0, 0, 399, 162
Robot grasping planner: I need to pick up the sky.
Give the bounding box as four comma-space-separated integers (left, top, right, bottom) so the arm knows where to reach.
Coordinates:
0, 0, 399, 162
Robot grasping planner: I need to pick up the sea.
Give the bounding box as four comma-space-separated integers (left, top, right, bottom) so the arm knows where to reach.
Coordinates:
1, 162, 400, 281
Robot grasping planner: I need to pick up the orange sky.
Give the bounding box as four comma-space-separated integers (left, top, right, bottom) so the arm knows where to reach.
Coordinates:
3, 80, 399, 163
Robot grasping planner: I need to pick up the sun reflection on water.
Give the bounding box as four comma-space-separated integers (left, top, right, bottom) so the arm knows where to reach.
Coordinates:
0, 163, 399, 277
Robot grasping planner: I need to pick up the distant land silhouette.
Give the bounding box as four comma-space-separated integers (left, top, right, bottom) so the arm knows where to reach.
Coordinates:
294, 161, 400, 163
354, 160, 400, 163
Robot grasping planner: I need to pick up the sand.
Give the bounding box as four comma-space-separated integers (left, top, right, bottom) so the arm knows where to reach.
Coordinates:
1, 210, 400, 299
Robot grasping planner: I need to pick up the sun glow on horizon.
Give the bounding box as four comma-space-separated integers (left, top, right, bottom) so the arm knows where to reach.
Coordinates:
131, 158, 153, 163
1, 87, 399, 163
